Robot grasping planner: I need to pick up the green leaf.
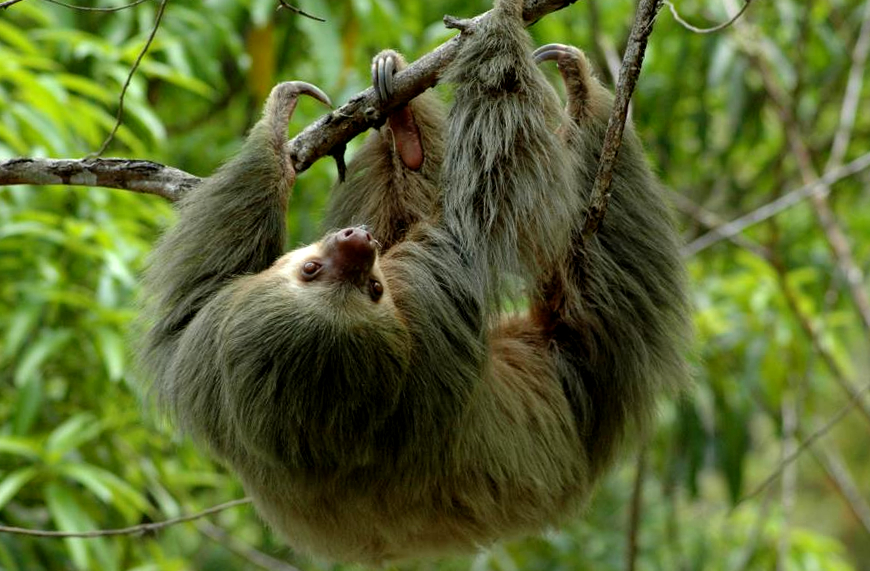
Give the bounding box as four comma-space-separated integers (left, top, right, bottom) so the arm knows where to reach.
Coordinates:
136, 60, 215, 98
45, 413, 103, 460
44, 483, 91, 570
0, 21, 39, 55
0, 467, 39, 511
13, 377, 43, 436
56, 74, 116, 104
124, 99, 167, 145
1, 304, 41, 361
57, 463, 149, 522
0, 436, 40, 459
13, 329, 72, 386
95, 327, 126, 382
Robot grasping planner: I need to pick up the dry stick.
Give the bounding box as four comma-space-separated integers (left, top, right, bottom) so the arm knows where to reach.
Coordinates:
775, 262, 870, 428
682, 150, 870, 256
735, 381, 870, 506
91, 0, 168, 157
664, 0, 753, 34
0, 0, 579, 196
811, 446, 870, 535
777, 394, 797, 571
581, 0, 662, 239
0, 498, 252, 538
826, 0, 870, 172
670, 190, 772, 259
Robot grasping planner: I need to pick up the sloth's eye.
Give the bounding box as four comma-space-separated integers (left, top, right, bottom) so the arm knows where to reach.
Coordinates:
369, 279, 384, 302
301, 261, 322, 280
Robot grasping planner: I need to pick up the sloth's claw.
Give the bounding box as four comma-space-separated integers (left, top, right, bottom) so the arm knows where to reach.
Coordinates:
533, 43, 583, 65
271, 80, 332, 108
372, 51, 399, 103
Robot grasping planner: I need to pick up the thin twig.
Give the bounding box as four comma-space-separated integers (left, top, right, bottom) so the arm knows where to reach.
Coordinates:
776, 393, 797, 571
664, 0, 753, 34
826, 0, 870, 170
91, 0, 168, 157
581, 0, 663, 239
735, 381, 870, 506
773, 261, 870, 428
0, 0, 25, 8
42, 0, 151, 12
0, 498, 252, 538
276, 0, 324, 22
682, 150, 870, 257
669, 190, 772, 259
811, 446, 870, 534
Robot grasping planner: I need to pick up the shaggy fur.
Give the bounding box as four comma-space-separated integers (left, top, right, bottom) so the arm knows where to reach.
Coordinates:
139, 0, 690, 564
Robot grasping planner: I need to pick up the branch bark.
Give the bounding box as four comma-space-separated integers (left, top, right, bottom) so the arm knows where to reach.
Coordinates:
0, 158, 201, 201
581, 0, 663, 239
0, 0, 579, 200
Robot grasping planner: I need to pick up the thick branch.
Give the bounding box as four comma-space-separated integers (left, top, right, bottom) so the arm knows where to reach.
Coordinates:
0, 0, 579, 199
0, 158, 201, 201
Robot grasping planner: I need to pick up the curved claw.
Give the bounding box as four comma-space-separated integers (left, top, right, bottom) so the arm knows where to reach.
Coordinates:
384, 56, 395, 101
279, 80, 332, 108
372, 53, 397, 103
263, 81, 331, 176
266, 81, 332, 125
532, 43, 582, 64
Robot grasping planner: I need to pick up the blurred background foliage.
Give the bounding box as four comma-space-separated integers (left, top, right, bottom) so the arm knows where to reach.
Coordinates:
1, 0, 869, 569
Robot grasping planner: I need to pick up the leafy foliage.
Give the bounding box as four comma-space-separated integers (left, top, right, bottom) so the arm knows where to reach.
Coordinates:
2, 0, 870, 569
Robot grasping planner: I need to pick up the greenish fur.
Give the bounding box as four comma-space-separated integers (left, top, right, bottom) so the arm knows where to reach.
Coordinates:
139, 0, 690, 564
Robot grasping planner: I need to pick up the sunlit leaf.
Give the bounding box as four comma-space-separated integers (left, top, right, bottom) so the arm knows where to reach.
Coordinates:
95, 327, 126, 382
1, 304, 41, 361
44, 483, 92, 570
13, 329, 73, 386
0, 21, 39, 56
45, 413, 103, 459
0, 436, 40, 460
137, 61, 215, 98
0, 467, 39, 511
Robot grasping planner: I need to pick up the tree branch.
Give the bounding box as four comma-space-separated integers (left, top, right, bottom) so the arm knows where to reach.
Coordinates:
0, 498, 251, 538
581, 0, 662, 239
0, 158, 201, 201
0, 0, 580, 199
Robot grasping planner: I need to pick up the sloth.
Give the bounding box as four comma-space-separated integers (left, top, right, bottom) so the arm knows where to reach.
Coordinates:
139, 0, 690, 564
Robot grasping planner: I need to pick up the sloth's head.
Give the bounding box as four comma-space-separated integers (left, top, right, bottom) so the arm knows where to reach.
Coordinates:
219, 227, 411, 465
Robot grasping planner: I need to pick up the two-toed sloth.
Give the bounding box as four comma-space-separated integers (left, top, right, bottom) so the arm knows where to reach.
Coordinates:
139, 0, 690, 564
